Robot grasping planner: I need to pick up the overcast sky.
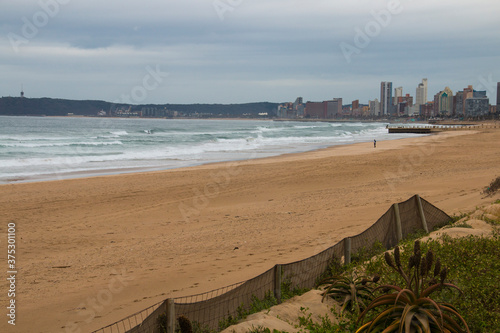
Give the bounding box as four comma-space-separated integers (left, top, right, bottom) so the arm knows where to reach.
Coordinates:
1, 0, 499, 104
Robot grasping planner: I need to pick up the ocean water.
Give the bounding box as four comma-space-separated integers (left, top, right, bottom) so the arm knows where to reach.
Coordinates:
0, 116, 422, 183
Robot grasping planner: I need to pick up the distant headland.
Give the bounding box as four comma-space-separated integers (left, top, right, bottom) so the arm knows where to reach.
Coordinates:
1, 94, 498, 121
0, 96, 279, 119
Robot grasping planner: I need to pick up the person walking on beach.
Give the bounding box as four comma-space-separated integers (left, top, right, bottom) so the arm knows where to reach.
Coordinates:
374, 139, 376, 148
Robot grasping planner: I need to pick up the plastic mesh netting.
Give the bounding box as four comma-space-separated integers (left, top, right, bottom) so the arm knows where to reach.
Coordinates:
93, 195, 451, 333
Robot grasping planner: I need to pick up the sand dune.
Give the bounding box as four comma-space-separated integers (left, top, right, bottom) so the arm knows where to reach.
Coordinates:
222, 202, 500, 333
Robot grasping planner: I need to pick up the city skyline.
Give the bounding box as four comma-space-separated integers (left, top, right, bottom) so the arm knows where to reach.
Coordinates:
1, 1, 499, 104
276, 77, 497, 119
6, 76, 497, 114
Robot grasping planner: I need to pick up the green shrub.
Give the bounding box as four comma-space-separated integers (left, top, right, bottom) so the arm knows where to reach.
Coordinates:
281, 278, 309, 301
317, 271, 379, 314
157, 313, 168, 333
295, 306, 358, 333
178, 315, 193, 333
445, 220, 473, 229
308, 234, 500, 332
427, 234, 500, 332
363, 235, 500, 332
357, 240, 469, 333
217, 292, 279, 331
350, 241, 386, 264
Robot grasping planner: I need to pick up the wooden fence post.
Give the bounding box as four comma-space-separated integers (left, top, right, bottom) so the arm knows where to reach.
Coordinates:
274, 264, 282, 304
344, 237, 351, 265
416, 195, 429, 233
393, 203, 403, 242
167, 299, 175, 333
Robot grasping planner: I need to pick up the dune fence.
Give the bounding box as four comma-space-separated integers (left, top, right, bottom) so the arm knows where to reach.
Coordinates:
92, 194, 451, 333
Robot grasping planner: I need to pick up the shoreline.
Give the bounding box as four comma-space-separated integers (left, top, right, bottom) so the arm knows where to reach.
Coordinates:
1, 117, 397, 185
2, 131, 425, 185
1, 128, 500, 332
3, 117, 493, 185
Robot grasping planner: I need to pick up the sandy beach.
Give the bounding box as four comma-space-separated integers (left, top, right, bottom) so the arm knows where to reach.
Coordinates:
1, 127, 500, 333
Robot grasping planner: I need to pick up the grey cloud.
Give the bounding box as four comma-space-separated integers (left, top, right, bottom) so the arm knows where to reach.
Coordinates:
1, 0, 499, 103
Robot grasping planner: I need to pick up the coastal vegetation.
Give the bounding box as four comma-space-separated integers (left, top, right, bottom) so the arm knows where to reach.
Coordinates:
157, 279, 309, 333
215, 280, 309, 332
318, 272, 379, 315
221, 205, 500, 333
357, 240, 469, 333
309, 227, 499, 332
483, 176, 500, 197
0, 96, 279, 117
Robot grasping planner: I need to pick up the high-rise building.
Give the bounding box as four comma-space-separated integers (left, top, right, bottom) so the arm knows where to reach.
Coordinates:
293, 97, 304, 117
462, 85, 474, 115
473, 90, 487, 98
433, 91, 441, 117
352, 99, 359, 111
394, 87, 403, 105
454, 91, 464, 116
369, 99, 380, 116
463, 85, 474, 99
398, 94, 413, 107
415, 78, 428, 106
437, 87, 454, 116
497, 82, 500, 107
465, 93, 489, 117
305, 102, 324, 118
325, 98, 342, 118
294, 97, 303, 107
380, 81, 392, 115
304, 98, 342, 119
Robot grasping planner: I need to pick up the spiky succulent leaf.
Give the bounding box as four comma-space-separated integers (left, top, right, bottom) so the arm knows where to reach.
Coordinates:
356, 241, 468, 333
421, 282, 462, 298
319, 272, 377, 314
395, 289, 417, 305
373, 284, 403, 294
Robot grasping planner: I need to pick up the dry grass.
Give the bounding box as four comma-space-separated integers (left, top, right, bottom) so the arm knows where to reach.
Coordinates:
483, 176, 500, 196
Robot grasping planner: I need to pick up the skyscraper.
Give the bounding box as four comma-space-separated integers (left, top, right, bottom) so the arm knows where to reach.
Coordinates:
463, 85, 474, 115
497, 82, 500, 107
415, 78, 428, 106
394, 87, 403, 105
454, 91, 464, 116
380, 81, 392, 115
423, 79, 428, 103
438, 87, 454, 116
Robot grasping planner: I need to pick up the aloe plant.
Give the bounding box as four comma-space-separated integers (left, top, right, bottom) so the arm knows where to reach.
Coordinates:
318, 271, 379, 314
356, 240, 469, 333
178, 315, 193, 333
